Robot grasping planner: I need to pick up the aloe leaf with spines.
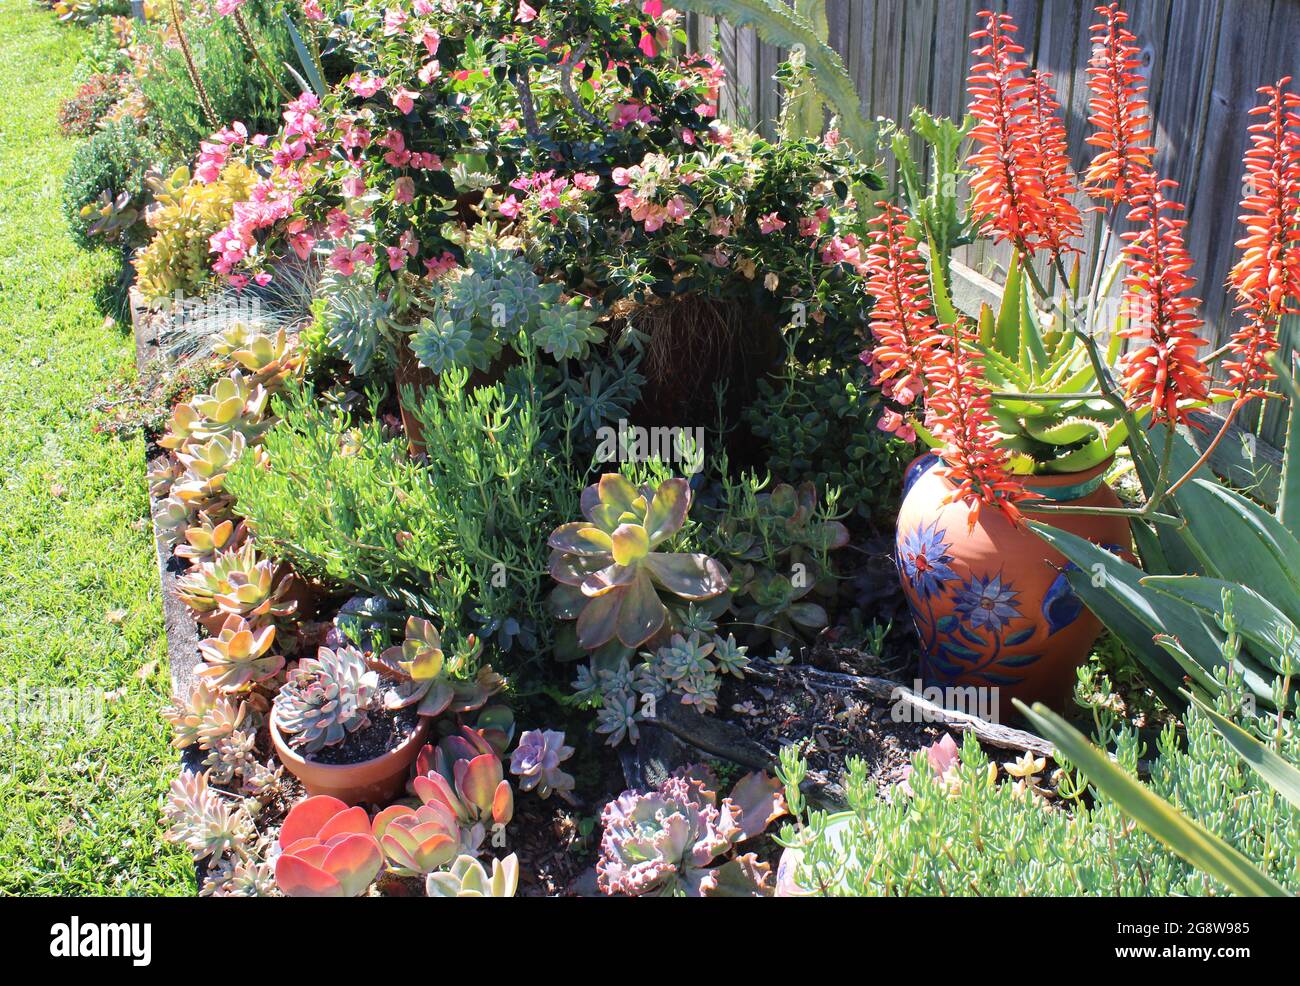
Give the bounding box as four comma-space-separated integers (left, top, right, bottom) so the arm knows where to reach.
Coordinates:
1018, 701, 1289, 897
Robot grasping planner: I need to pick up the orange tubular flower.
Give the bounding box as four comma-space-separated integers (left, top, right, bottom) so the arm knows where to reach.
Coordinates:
1116, 174, 1211, 425
1083, 3, 1155, 205
965, 11, 1054, 254
1027, 70, 1083, 255
1219, 78, 1300, 402
924, 324, 1035, 529
862, 204, 943, 410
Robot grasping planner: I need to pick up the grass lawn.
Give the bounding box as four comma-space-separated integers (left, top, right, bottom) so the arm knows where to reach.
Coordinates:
0, 2, 191, 894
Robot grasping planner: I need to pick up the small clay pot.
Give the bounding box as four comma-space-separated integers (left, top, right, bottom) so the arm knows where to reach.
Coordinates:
393, 335, 518, 457
270, 714, 430, 807
896, 454, 1133, 715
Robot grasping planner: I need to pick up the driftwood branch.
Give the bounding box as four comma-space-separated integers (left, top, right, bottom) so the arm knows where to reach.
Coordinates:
746, 660, 1056, 759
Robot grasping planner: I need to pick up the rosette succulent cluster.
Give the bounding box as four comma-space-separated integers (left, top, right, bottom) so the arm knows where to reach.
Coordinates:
274, 646, 381, 755
638, 631, 751, 715
548, 475, 729, 651
175, 542, 297, 629
369, 617, 504, 717
398, 737, 515, 861
426, 853, 520, 897
210, 324, 303, 393
597, 767, 787, 897
195, 614, 283, 692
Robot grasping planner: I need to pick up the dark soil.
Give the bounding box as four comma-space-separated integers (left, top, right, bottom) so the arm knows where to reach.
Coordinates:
307, 705, 421, 766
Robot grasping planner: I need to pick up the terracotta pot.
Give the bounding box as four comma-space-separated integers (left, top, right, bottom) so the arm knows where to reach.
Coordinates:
393, 335, 517, 457
895, 453, 1132, 715
270, 714, 430, 806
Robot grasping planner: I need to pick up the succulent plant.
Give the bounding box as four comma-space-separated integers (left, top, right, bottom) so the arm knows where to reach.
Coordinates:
195, 614, 283, 692
163, 770, 253, 862
426, 853, 520, 897
186, 371, 271, 445
155, 494, 192, 549
212, 324, 303, 392
412, 308, 505, 375
548, 475, 729, 651
274, 796, 383, 897
320, 268, 394, 376
172, 432, 246, 506
200, 854, 277, 897
175, 542, 297, 625
410, 740, 514, 853
157, 401, 204, 452
370, 798, 460, 876
533, 298, 606, 361
508, 729, 576, 802
147, 457, 181, 499
646, 632, 721, 713
597, 767, 786, 897
81, 187, 140, 242
732, 564, 828, 644
369, 617, 504, 717
274, 646, 380, 755
175, 516, 247, 566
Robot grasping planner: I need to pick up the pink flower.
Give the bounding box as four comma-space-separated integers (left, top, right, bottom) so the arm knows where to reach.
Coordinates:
572, 172, 599, 191
611, 168, 632, 187
610, 102, 658, 129
301, 0, 323, 19
758, 212, 787, 235
421, 29, 441, 56
399, 229, 418, 255
329, 246, 357, 276
643, 0, 664, 16
411, 152, 442, 170
825, 129, 842, 148
877, 409, 916, 443
326, 208, 353, 240
424, 251, 458, 279
348, 75, 386, 98
342, 174, 366, 198
707, 215, 732, 237
639, 30, 660, 59
897, 734, 960, 795
516, 1, 537, 23
215, 0, 247, 14
394, 176, 415, 204
681, 128, 696, 146
391, 88, 419, 114
665, 196, 691, 223
798, 215, 821, 238
706, 247, 730, 268
286, 220, 315, 261
413, 0, 433, 13
498, 195, 521, 219
387, 245, 407, 271
383, 7, 408, 35
419, 60, 441, 85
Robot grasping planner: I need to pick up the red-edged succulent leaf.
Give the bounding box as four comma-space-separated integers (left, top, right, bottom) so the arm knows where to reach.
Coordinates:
413, 772, 464, 819
456, 753, 504, 814
321, 832, 384, 897
615, 569, 668, 648
642, 552, 729, 600
643, 478, 690, 545
580, 562, 637, 597
491, 779, 514, 826
316, 804, 374, 844
726, 772, 788, 841
278, 795, 351, 849
415, 679, 455, 717
548, 549, 605, 587
370, 804, 415, 844
576, 589, 622, 650
548, 522, 615, 556
275, 852, 345, 897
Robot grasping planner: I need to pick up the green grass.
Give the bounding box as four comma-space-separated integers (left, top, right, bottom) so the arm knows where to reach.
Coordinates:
0, 2, 191, 894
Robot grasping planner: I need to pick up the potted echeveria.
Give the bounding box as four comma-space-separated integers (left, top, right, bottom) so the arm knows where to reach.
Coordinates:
271, 616, 502, 805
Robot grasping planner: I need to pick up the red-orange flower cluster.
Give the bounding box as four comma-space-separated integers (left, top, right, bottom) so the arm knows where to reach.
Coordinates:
1116, 175, 1210, 424
1027, 70, 1083, 254
861, 204, 943, 439
1218, 78, 1300, 402
924, 324, 1035, 528
1083, 3, 1154, 205
966, 11, 1073, 256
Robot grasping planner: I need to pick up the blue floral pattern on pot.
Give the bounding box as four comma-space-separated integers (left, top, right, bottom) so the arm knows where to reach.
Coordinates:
895, 520, 1088, 687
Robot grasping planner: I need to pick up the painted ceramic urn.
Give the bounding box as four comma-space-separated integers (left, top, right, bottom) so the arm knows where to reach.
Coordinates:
895, 453, 1132, 715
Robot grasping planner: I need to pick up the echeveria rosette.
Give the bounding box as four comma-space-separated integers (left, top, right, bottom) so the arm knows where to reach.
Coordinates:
371, 617, 505, 717
509, 729, 576, 802
426, 853, 520, 897
548, 475, 729, 650
596, 766, 786, 897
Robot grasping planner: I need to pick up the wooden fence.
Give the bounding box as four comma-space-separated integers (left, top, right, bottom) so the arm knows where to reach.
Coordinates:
687, 0, 1300, 447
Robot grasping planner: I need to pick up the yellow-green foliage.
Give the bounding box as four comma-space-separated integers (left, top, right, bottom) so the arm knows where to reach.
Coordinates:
134, 162, 255, 304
